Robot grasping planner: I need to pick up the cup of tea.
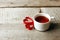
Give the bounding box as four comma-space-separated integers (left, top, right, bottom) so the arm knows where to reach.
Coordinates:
33, 13, 51, 31
23, 13, 53, 31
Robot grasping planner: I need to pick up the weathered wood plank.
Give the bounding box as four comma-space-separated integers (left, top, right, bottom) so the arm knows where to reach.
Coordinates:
0, 0, 60, 7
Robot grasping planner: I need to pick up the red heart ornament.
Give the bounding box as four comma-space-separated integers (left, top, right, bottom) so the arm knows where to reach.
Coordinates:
23, 16, 34, 30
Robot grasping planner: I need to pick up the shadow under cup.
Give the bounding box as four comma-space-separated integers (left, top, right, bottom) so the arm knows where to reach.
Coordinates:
34, 13, 51, 31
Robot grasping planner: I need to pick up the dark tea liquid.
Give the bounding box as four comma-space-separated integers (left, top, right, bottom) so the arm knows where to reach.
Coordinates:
35, 16, 49, 23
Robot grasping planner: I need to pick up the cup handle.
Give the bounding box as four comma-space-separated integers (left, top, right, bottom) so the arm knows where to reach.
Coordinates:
50, 17, 55, 22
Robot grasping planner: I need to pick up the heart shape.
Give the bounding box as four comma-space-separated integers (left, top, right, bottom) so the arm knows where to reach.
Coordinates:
23, 16, 34, 30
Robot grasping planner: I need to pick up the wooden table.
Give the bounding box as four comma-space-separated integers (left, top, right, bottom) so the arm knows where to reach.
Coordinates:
0, 10, 60, 40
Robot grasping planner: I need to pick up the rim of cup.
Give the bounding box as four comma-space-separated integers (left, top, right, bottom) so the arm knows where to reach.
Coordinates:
33, 13, 51, 24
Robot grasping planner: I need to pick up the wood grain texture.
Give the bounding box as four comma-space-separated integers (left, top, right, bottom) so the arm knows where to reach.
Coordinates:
0, 0, 60, 7
41, 8, 60, 24
0, 23, 60, 40
0, 8, 40, 24
0, 8, 60, 40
